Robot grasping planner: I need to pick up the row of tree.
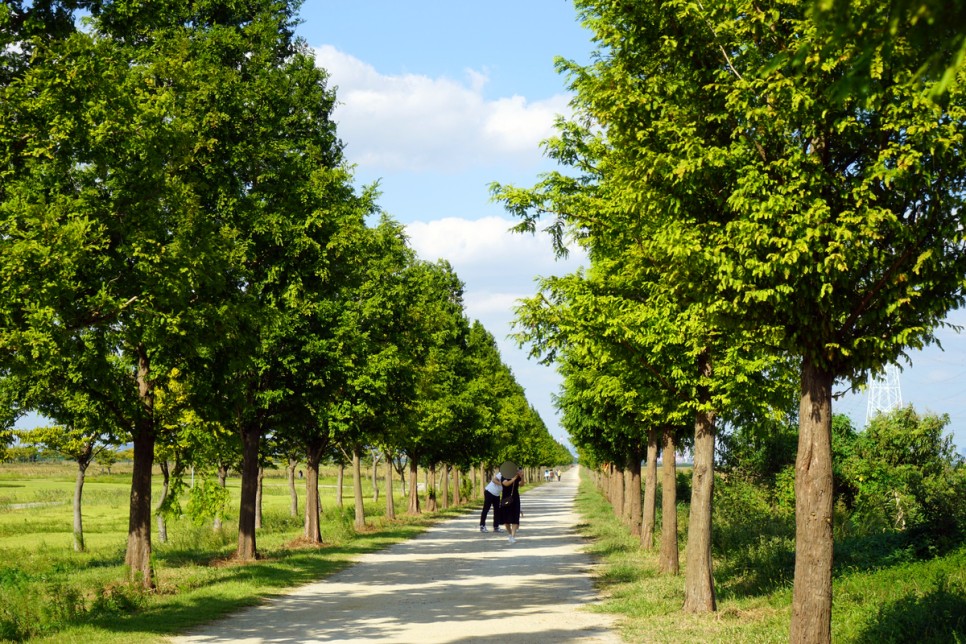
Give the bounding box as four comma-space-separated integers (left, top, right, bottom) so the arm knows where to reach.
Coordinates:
0, 0, 570, 589
492, 1, 966, 643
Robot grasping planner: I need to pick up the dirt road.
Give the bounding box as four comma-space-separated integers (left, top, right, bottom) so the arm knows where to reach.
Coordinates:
170, 467, 620, 643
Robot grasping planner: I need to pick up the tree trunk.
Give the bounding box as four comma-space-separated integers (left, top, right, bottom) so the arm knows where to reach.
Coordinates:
790, 357, 835, 644
213, 464, 228, 532
156, 460, 170, 544
441, 464, 450, 509
683, 352, 717, 612
683, 359, 717, 613
385, 455, 396, 521
125, 343, 156, 588
454, 468, 462, 505
255, 466, 264, 530
642, 427, 658, 549
73, 457, 89, 552
353, 446, 365, 530
627, 449, 642, 537
613, 463, 625, 522
407, 459, 421, 514
371, 449, 380, 503
304, 445, 324, 544
336, 463, 344, 508
427, 464, 438, 512
287, 458, 299, 518
126, 422, 156, 588
237, 424, 261, 560
658, 429, 679, 575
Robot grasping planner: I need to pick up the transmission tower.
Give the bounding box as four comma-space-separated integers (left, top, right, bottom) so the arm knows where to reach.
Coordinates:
865, 363, 903, 426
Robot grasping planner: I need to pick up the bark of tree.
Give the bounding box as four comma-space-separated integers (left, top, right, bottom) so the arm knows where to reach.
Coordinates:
683, 375, 717, 611
385, 456, 396, 520
237, 421, 261, 560
255, 466, 264, 530
73, 455, 89, 552
454, 468, 462, 505
642, 427, 658, 549
213, 463, 228, 532
407, 459, 421, 514
287, 458, 299, 518
614, 463, 625, 522
336, 463, 344, 508
627, 449, 642, 536
658, 429, 680, 575
441, 464, 450, 509
126, 422, 156, 588
427, 464, 438, 512
126, 344, 156, 588
304, 443, 325, 543
353, 447, 365, 530
790, 358, 835, 644
156, 460, 170, 544
371, 449, 380, 503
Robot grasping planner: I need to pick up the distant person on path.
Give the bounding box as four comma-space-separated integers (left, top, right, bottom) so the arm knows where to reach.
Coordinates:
501, 469, 524, 543
479, 470, 503, 532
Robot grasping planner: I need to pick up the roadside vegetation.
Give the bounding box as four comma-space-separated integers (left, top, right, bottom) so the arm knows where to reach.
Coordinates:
574, 408, 966, 643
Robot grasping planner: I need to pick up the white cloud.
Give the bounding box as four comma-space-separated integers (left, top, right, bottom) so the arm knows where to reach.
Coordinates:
313, 45, 570, 173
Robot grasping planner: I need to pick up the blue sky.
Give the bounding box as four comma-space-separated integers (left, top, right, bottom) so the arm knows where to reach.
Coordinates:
295, 1, 966, 454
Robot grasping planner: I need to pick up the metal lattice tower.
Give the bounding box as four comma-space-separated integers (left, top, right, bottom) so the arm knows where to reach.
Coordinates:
865, 364, 903, 426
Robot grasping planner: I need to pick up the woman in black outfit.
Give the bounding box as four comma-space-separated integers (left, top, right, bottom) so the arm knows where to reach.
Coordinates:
501, 469, 524, 543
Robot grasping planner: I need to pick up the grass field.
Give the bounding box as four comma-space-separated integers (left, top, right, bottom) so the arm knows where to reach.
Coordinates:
0, 461, 471, 643
572, 473, 966, 644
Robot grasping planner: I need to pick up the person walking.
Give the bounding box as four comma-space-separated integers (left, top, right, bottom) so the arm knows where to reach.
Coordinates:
501, 468, 524, 543
479, 470, 503, 532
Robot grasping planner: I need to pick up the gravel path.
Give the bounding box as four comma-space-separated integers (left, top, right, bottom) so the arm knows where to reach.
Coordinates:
170, 467, 620, 643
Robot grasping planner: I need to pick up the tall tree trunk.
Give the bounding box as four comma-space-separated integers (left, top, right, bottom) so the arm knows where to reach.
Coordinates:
454, 468, 462, 505
73, 455, 89, 552
287, 458, 299, 518
255, 466, 264, 530
642, 427, 658, 549
627, 449, 642, 537
371, 449, 380, 503
385, 455, 396, 520
304, 445, 324, 544
353, 446, 365, 530
237, 422, 261, 560
427, 464, 438, 512
126, 421, 156, 588
441, 464, 450, 509
684, 381, 717, 610
790, 358, 835, 644
407, 459, 421, 514
336, 463, 345, 508
213, 464, 228, 532
658, 429, 680, 575
126, 344, 155, 588
156, 460, 170, 545
613, 463, 625, 521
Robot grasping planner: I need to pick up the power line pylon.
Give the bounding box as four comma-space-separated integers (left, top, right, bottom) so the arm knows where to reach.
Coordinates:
865, 363, 903, 426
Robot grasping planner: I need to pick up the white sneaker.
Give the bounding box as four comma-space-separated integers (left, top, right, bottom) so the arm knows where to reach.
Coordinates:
480, 525, 487, 532
508, 536, 516, 544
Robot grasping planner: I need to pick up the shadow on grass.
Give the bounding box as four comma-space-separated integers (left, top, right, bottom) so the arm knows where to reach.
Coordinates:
853, 575, 966, 644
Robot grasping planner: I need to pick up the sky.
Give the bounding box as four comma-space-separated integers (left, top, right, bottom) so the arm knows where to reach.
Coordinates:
293, 1, 966, 454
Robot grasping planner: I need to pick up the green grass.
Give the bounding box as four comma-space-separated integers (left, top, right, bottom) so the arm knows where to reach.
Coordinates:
574, 470, 966, 644
0, 462, 476, 643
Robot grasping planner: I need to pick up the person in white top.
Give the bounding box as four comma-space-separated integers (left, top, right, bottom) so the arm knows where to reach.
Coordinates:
479, 471, 503, 532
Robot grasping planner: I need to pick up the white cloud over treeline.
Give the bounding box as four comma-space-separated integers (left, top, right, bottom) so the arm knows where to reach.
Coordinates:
313, 45, 571, 173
